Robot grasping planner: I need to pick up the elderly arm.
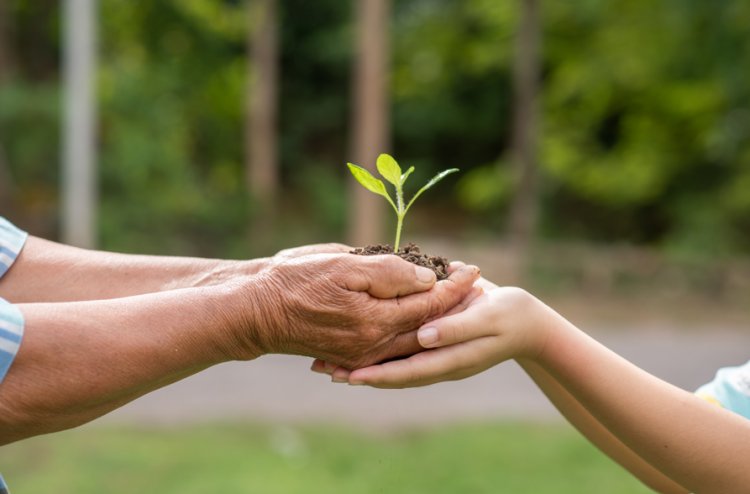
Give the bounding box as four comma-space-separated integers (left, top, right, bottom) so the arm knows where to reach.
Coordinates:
0, 253, 478, 445
0, 235, 273, 303
0, 285, 239, 445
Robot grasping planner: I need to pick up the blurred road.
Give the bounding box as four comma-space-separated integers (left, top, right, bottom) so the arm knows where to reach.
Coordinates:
94, 322, 750, 430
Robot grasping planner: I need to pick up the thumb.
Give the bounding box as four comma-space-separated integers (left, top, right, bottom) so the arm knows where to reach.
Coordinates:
342, 254, 436, 299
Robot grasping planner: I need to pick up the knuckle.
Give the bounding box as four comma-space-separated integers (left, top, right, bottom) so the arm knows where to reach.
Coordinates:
429, 293, 450, 318
360, 325, 383, 345
442, 324, 457, 344
405, 362, 425, 384
378, 254, 408, 276
493, 286, 533, 313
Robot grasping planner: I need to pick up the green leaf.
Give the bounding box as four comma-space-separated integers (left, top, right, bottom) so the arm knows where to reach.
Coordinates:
376, 153, 402, 186
401, 166, 415, 183
405, 168, 460, 213
347, 163, 397, 210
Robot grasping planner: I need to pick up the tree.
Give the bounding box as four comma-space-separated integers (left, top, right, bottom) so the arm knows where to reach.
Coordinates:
246, 0, 279, 211
349, 0, 391, 247
62, 0, 97, 248
0, 0, 12, 79
0, 0, 16, 216
507, 0, 541, 280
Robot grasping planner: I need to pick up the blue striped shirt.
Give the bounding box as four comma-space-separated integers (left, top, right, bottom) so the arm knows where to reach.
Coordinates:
0, 217, 26, 494
0, 216, 27, 383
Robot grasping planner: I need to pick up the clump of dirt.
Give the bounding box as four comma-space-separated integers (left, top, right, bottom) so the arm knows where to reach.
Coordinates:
350, 243, 450, 280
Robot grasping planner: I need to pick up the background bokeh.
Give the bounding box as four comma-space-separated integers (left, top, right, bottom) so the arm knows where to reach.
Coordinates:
3, 1, 749, 258
1, 1, 749, 493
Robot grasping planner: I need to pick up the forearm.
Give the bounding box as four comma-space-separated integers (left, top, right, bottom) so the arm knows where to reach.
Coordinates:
535, 309, 750, 493
0, 236, 270, 303
518, 359, 688, 493
0, 285, 258, 445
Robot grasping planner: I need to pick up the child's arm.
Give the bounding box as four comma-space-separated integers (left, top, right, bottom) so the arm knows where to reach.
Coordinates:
519, 360, 688, 493
339, 279, 750, 494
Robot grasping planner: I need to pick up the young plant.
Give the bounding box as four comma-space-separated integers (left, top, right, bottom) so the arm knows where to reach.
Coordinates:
347, 154, 459, 251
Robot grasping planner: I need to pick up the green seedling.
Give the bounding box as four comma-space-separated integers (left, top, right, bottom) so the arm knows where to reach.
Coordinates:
347, 153, 459, 251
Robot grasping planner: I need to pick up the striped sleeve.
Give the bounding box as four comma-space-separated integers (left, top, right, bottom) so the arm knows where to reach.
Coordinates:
0, 217, 27, 279
0, 216, 28, 384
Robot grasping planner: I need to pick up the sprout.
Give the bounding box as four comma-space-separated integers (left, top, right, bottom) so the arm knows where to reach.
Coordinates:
347, 153, 459, 251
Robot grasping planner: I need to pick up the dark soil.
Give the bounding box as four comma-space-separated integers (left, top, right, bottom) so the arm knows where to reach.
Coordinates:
350, 243, 450, 280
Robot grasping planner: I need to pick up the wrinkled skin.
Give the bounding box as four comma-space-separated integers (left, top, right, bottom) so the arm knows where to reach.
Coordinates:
272, 242, 352, 260
237, 252, 480, 369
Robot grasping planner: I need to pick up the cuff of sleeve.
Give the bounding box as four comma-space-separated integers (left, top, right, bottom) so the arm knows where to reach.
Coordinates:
0, 298, 24, 384
0, 217, 28, 279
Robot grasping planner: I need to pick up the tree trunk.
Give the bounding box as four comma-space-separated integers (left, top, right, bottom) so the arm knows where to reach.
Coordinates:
0, 141, 14, 216
62, 0, 98, 248
349, 0, 390, 247
507, 0, 541, 281
0, 0, 17, 216
0, 0, 13, 80
246, 0, 279, 213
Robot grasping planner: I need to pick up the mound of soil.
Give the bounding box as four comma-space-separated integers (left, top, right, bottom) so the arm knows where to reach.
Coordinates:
350, 243, 450, 280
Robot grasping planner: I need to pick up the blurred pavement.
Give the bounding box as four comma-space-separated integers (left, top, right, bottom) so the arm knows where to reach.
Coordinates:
94, 322, 750, 430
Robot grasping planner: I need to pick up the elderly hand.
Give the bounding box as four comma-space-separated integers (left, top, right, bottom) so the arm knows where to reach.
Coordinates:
272, 243, 352, 260
227, 253, 480, 369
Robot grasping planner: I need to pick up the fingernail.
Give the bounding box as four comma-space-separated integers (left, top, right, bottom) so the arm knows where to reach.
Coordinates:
416, 266, 436, 284
462, 265, 480, 277
349, 379, 364, 386
332, 375, 348, 383
310, 362, 326, 374
418, 326, 439, 347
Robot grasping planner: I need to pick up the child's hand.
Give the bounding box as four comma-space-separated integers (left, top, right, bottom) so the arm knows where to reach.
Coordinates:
326, 277, 550, 388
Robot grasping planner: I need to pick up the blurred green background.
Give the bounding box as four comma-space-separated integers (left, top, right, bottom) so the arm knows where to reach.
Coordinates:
1, 0, 749, 492
3, 0, 749, 259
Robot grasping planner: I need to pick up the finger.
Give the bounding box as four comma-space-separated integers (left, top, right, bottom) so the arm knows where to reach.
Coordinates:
331, 366, 351, 383
447, 261, 466, 274
348, 338, 493, 388
416, 293, 494, 349
373, 329, 422, 365
307, 243, 352, 254
276, 243, 352, 259
341, 254, 437, 298
475, 277, 499, 292
310, 359, 328, 374
323, 360, 338, 374
441, 285, 483, 318
388, 264, 481, 327
314, 360, 350, 382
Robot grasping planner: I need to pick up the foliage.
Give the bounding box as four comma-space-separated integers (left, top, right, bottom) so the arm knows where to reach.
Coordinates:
1, 0, 749, 257
348, 154, 458, 249
0, 422, 653, 494
0, 81, 60, 213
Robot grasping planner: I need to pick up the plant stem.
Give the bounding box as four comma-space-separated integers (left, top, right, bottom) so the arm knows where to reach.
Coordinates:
394, 214, 404, 252
394, 180, 405, 252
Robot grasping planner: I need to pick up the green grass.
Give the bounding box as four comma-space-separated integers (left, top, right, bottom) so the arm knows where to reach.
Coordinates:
0, 422, 654, 493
